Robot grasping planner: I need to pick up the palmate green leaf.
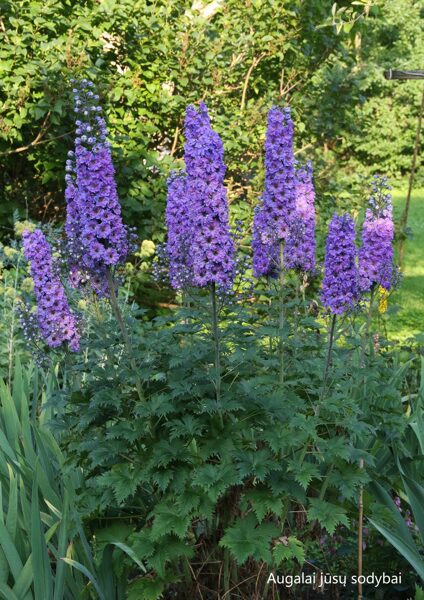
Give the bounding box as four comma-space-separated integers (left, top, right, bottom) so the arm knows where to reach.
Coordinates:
219, 514, 280, 565
236, 449, 275, 482
241, 489, 284, 522
327, 463, 370, 500
192, 463, 240, 496
127, 577, 165, 600
273, 536, 305, 566
147, 539, 194, 579
98, 464, 142, 504
167, 416, 205, 440
150, 507, 190, 542
288, 460, 321, 490
307, 499, 349, 535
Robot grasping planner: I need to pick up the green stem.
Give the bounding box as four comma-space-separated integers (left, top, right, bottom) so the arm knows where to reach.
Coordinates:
8, 254, 20, 388
361, 288, 375, 366
107, 270, 144, 402
322, 314, 336, 395
294, 272, 300, 353
279, 243, 285, 385
210, 283, 223, 426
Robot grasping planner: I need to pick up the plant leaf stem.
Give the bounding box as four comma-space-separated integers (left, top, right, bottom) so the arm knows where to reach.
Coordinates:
106, 269, 144, 402
211, 283, 223, 427
279, 242, 285, 385
322, 313, 337, 395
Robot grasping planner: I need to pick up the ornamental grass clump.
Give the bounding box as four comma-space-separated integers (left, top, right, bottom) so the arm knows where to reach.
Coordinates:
252, 106, 296, 277
22, 229, 80, 351
358, 175, 394, 292
321, 213, 359, 315
65, 79, 128, 293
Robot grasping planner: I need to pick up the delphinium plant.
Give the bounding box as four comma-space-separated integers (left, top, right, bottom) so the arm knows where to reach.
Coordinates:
16, 81, 415, 600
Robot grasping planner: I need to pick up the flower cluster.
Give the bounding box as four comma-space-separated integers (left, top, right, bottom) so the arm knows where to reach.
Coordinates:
321, 214, 359, 315
358, 175, 394, 292
166, 102, 234, 289
284, 161, 316, 272
252, 106, 296, 277
22, 229, 80, 351
64, 79, 128, 294
165, 171, 192, 289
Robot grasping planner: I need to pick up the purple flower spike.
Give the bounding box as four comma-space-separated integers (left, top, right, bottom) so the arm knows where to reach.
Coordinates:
285, 161, 316, 272
321, 213, 359, 315
64, 80, 128, 294
183, 102, 234, 289
359, 175, 394, 292
22, 229, 80, 352
252, 106, 296, 277
165, 171, 193, 289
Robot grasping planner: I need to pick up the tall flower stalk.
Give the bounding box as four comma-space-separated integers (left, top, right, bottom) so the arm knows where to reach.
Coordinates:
164, 102, 234, 417
65, 79, 128, 294
358, 175, 394, 293
252, 106, 296, 278
321, 213, 359, 389
65, 79, 143, 399
252, 106, 296, 384
22, 229, 80, 352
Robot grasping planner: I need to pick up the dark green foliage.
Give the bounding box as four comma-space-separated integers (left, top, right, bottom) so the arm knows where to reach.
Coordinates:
48, 278, 415, 598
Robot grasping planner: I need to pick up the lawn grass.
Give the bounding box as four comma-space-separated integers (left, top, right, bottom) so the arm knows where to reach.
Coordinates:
385, 188, 424, 341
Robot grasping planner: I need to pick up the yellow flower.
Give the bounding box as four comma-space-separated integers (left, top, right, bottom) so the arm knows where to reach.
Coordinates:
14, 220, 36, 237
378, 286, 388, 314
21, 277, 34, 293
3, 246, 18, 259
5, 287, 16, 299
78, 299, 88, 310
140, 240, 155, 258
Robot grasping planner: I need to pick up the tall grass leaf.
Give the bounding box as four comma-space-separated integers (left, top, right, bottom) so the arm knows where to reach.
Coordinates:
53, 492, 69, 600
61, 558, 106, 600
30, 473, 53, 600
13, 556, 34, 600
0, 520, 23, 580
0, 581, 20, 600
0, 380, 20, 450
369, 481, 413, 547
0, 428, 17, 464
6, 465, 17, 542
12, 358, 24, 417
368, 517, 424, 580
109, 542, 147, 573
401, 476, 424, 542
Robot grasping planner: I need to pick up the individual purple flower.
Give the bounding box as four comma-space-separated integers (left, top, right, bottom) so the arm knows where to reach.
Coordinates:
252, 106, 296, 277
64, 80, 128, 294
22, 229, 80, 352
358, 175, 394, 291
183, 102, 234, 288
321, 213, 359, 315
165, 171, 194, 289
284, 161, 316, 272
